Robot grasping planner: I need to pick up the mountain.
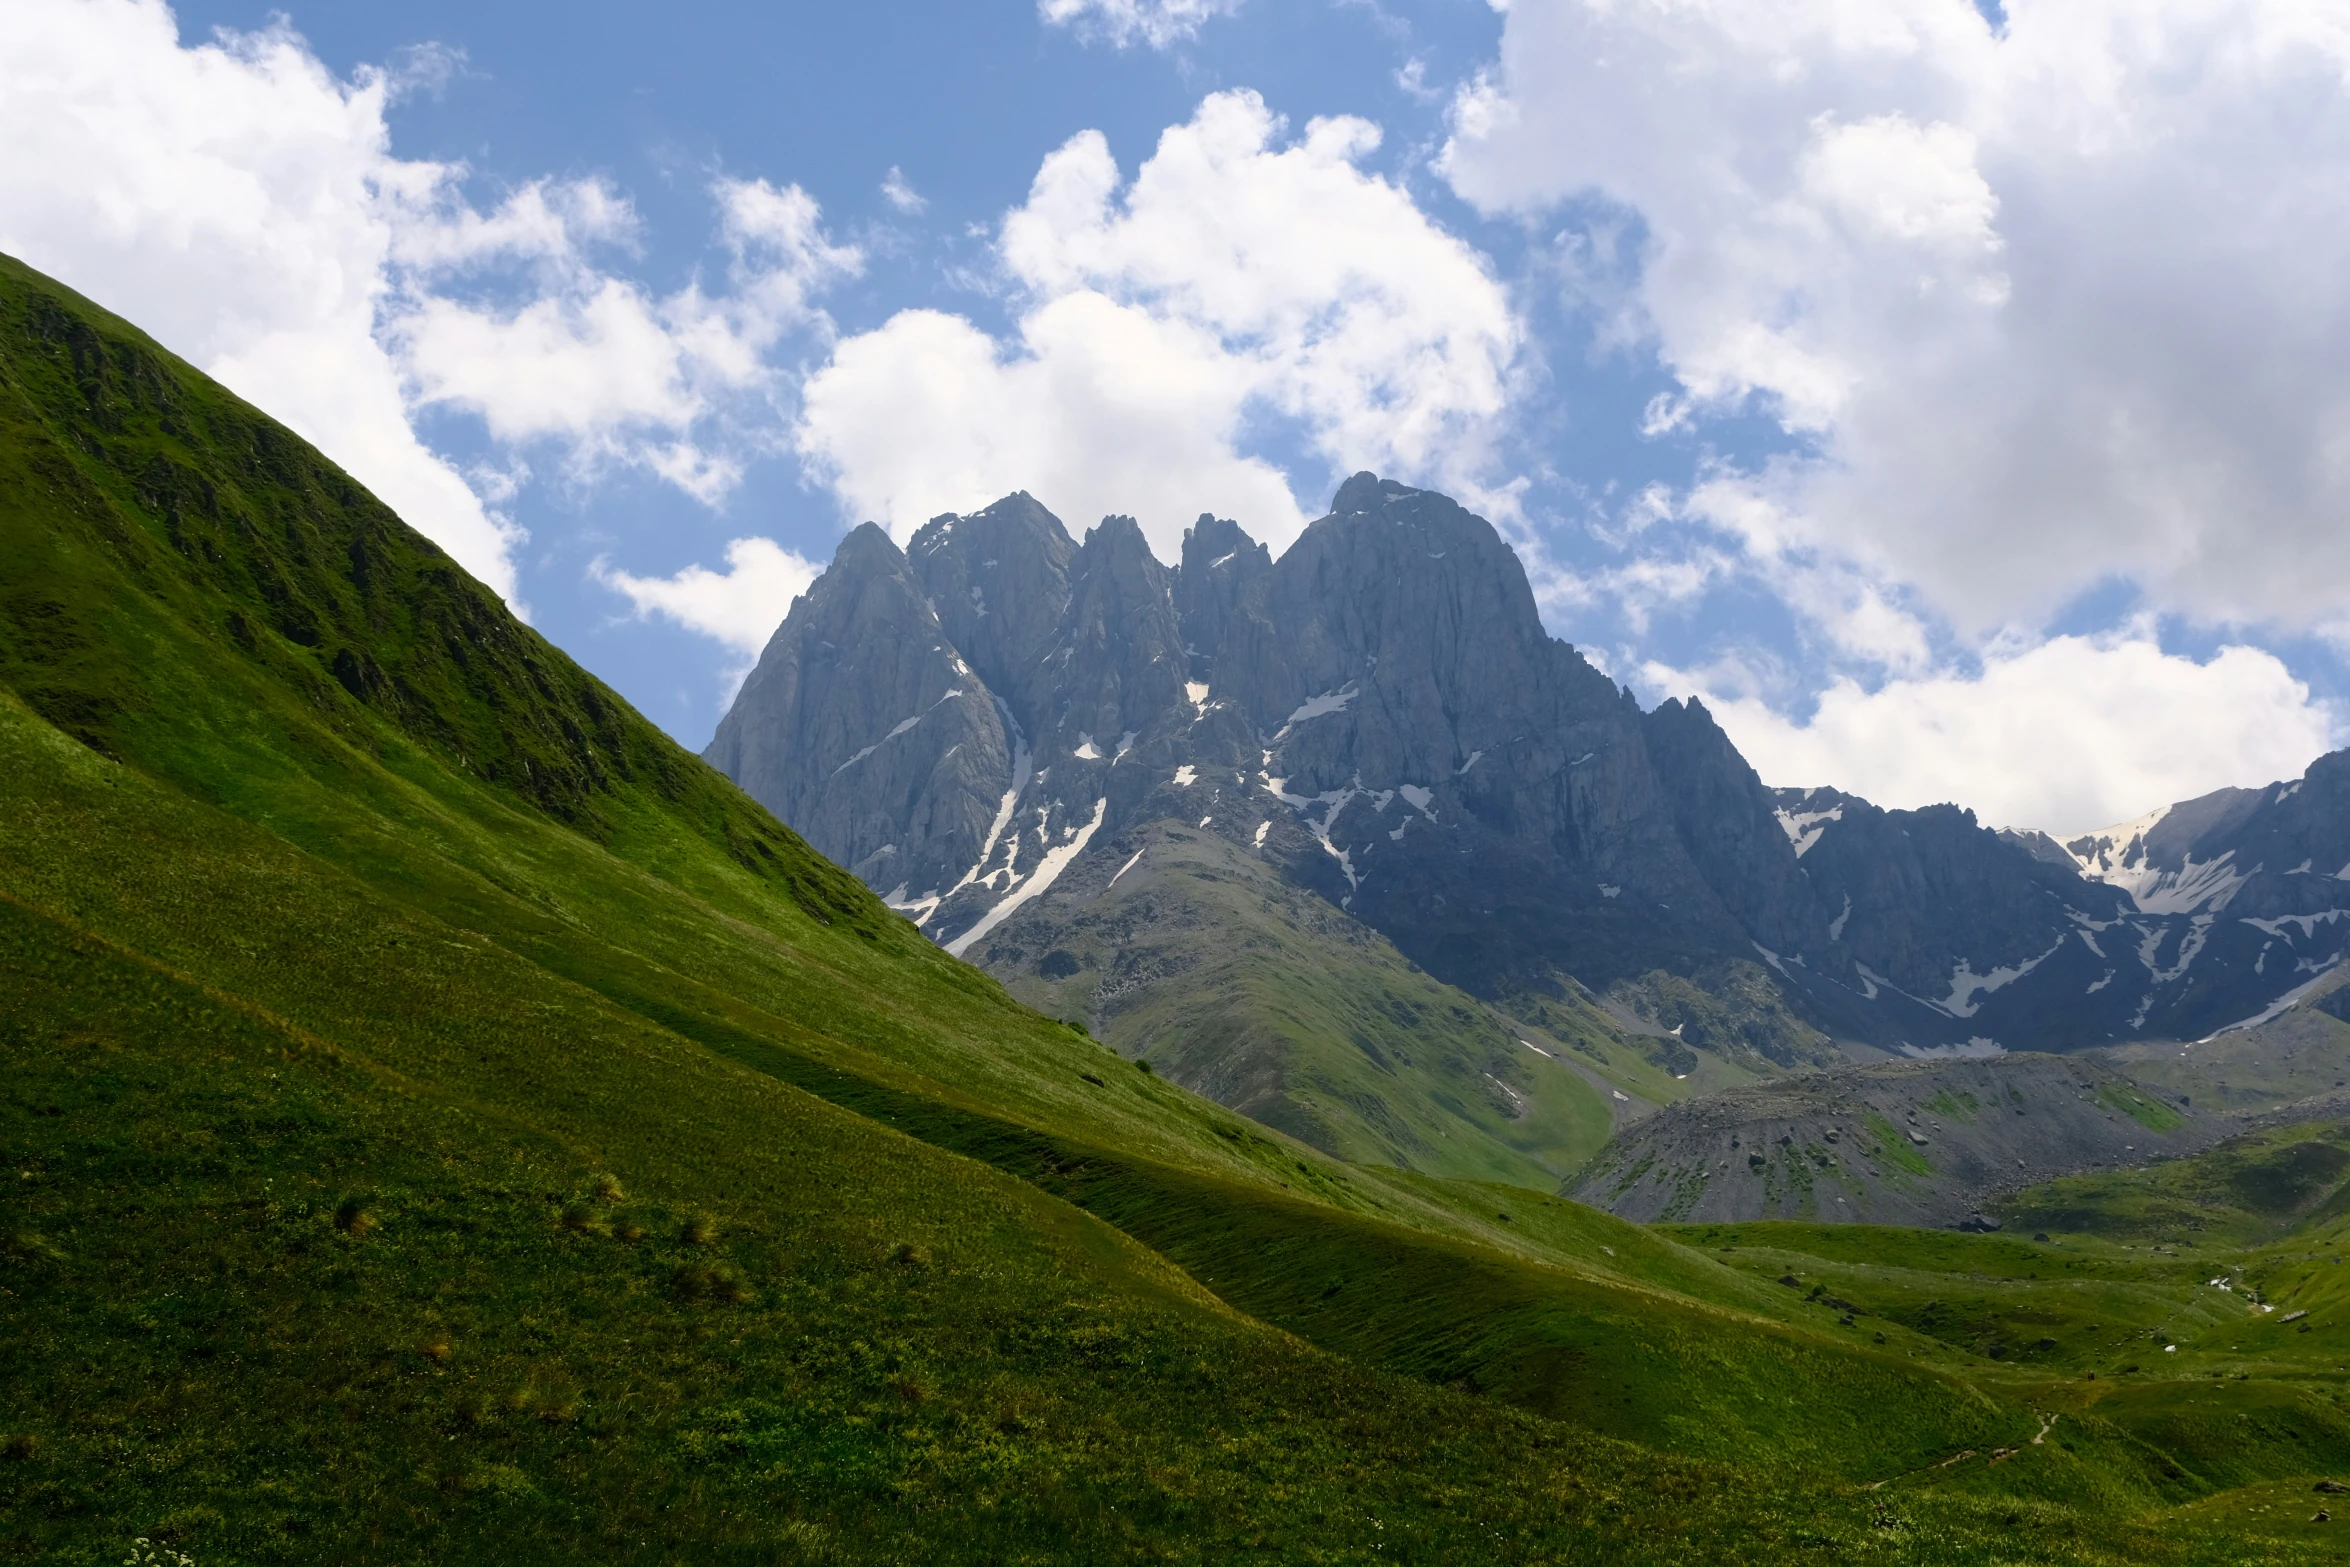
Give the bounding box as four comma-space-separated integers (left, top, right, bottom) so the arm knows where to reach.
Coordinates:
709, 476, 2350, 1169
2053, 758, 2350, 939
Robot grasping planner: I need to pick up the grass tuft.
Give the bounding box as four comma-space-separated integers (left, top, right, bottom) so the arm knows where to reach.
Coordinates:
672, 1263, 752, 1304
558, 1203, 607, 1235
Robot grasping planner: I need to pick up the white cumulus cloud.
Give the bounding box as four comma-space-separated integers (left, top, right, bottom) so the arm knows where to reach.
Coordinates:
881, 167, 927, 215
1445, 0, 2350, 636
1039, 0, 1244, 50
389, 174, 860, 503
798, 90, 1519, 558
1656, 635, 2344, 837
595, 537, 822, 687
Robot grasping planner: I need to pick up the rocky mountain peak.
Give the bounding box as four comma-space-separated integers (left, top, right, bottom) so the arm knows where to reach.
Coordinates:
1643, 697, 1825, 961
909, 492, 1076, 717
1045, 514, 1186, 750
708, 475, 2350, 1069
707, 516, 1018, 919
1175, 512, 1274, 690
1328, 469, 1392, 515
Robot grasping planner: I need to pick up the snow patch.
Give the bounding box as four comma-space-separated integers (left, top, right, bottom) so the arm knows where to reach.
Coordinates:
1173, 764, 1197, 787
2065, 805, 2249, 913
1278, 685, 1358, 733
1456, 750, 1484, 775
2142, 916, 2216, 987
882, 883, 942, 925
1599, 884, 1621, 899
1264, 775, 1365, 901
1106, 848, 1145, 892
1398, 784, 1436, 819
1775, 803, 1843, 858
1252, 821, 1270, 849
2242, 909, 2350, 940
1185, 681, 1211, 713
1937, 941, 2063, 1019
939, 709, 1034, 908
1072, 734, 1103, 760
1828, 894, 1852, 943
947, 797, 1107, 957
833, 689, 967, 775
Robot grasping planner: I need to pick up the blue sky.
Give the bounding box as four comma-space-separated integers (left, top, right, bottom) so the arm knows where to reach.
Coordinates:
7, 0, 2350, 834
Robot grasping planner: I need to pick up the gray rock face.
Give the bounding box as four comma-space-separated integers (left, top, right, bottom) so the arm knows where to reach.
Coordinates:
2064, 751, 2350, 925
1773, 752, 2350, 1048
703, 523, 1017, 908
907, 493, 1074, 724
706, 473, 2348, 1071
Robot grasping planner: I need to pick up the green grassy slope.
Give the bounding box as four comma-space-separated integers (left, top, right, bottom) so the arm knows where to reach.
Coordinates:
0, 251, 2341, 1562
1657, 1123, 2350, 1550
7, 700, 2318, 1567
977, 817, 1620, 1187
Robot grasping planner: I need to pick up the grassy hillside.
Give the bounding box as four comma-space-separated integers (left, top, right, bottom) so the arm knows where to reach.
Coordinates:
976, 817, 1621, 1187
1662, 1123, 2350, 1553
0, 250, 2345, 1563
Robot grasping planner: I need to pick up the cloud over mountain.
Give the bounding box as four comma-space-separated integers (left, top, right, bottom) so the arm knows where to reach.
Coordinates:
797, 90, 1519, 561
1445, 0, 2350, 637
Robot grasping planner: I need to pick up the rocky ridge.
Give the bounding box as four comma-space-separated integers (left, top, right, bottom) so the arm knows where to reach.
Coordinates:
707, 474, 2350, 1192
1573, 1054, 2220, 1227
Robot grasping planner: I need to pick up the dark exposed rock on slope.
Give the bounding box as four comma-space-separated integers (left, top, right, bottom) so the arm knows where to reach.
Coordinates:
1574, 1054, 2217, 1227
